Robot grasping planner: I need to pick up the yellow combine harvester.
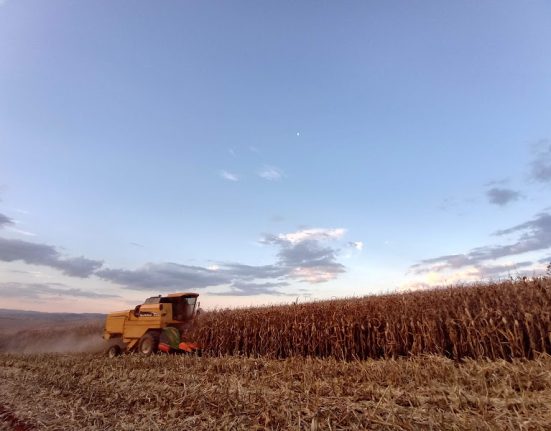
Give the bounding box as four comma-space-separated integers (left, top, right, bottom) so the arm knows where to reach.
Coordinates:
103, 292, 201, 357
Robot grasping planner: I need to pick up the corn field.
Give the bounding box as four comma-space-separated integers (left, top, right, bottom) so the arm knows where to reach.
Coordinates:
190, 277, 551, 360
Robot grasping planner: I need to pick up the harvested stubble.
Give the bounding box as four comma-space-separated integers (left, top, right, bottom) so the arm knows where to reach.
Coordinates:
1, 353, 551, 430
190, 278, 551, 360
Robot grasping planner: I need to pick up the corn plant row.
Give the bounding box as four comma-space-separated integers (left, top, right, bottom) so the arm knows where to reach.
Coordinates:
189, 278, 551, 360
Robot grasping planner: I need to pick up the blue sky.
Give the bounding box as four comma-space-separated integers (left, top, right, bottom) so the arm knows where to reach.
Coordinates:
1, 1, 550, 312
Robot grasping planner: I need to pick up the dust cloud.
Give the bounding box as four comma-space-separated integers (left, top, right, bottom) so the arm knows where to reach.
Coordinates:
0, 323, 107, 354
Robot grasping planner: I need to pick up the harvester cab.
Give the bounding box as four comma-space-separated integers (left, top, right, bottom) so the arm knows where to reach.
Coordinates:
103, 292, 201, 357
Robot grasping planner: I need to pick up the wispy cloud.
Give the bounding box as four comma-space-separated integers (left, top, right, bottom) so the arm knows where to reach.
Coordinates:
411, 210, 551, 276
403, 260, 543, 291
275, 228, 346, 244
0, 211, 36, 236
0, 282, 119, 299
97, 262, 229, 291
348, 241, 364, 251
11, 208, 30, 215
213, 281, 293, 296
5, 226, 36, 237
0, 237, 103, 277
257, 165, 284, 181
0, 212, 14, 228
529, 138, 551, 183
473, 261, 534, 278
219, 170, 239, 181
486, 187, 522, 206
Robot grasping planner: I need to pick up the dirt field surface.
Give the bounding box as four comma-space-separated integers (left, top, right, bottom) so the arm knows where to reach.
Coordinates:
1, 353, 551, 431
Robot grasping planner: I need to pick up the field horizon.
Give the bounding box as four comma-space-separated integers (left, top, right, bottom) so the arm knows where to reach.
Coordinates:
1, 276, 550, 359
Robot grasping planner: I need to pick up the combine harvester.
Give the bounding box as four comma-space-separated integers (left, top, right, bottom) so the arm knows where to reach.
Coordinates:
103, 292, 201, 357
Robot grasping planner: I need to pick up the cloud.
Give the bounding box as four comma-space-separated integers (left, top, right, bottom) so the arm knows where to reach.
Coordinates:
219, 170, 239, 181
257, 166, 284, 181
348, 241, 364, 251
398, 281, 431, 292
412, 211, 551, 274
215, 281, 293, 296
218, 262, 287, 280
11, 208, 30, 215
437, 197, 470, 215
279, 240, 345, 283
530, 139, 551, 183
492, 211, 551, 250
0, 212, 14, 228
0, 237, 103, 277
0, 224, 348, 295
472, 261, 534, 278
0, 282, 119, 299
97, 227, 348, 292
486, 187, 522, 206
0, 212, 36, 236
405, 260, 544, 291
96, 262, 229, 291
261, 228, 346, 283
273, 228, 346, 244
96, 262, 288, 294
485, 178, 509, 187
5, 227, 36, 237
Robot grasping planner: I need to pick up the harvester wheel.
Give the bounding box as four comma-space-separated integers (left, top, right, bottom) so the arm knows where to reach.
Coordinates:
107, 345, 121, 358
138, 332, 159, 356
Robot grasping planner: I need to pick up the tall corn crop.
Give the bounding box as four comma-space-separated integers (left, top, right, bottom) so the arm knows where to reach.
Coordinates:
190, 278, 551, 360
